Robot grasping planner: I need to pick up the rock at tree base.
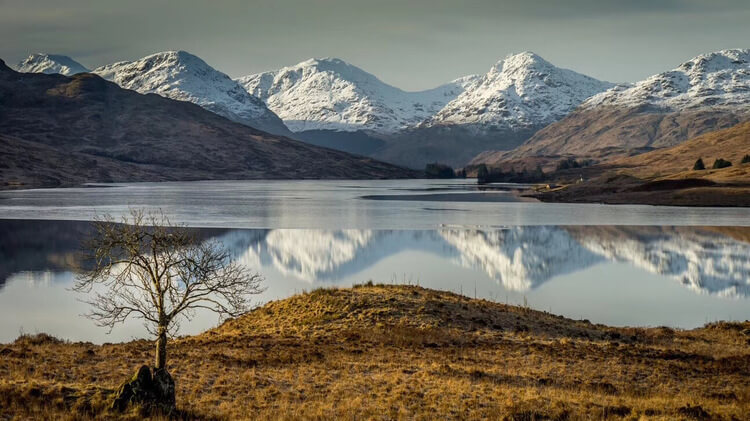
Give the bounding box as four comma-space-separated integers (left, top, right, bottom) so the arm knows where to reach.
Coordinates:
112, 365, 176, 413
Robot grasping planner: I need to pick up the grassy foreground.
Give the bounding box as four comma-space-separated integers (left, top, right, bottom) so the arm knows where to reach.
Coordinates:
1, 284, 749, 420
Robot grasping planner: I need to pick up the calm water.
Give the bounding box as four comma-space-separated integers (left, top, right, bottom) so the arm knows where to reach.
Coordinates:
1, 180, 749, 343
2, 179, 750, 228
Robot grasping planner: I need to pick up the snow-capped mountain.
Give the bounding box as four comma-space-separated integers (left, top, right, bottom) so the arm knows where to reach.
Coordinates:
93, 51, 291, 136
237, 53, 611, 137
237, 58, 479, 134
421, 52, 614, 133
478, 49, 750, 165
238, 53, 612, 167
583, 49, 750, 111
16, 53, 90, 75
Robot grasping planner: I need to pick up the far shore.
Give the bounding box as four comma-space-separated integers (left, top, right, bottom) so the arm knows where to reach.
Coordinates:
524, 181, 750, 207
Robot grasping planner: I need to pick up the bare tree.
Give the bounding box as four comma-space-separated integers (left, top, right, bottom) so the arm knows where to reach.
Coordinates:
74, 209, 263, 369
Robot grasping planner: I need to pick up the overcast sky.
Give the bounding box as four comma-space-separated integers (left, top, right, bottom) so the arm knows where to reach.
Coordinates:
1, 0, 749, 90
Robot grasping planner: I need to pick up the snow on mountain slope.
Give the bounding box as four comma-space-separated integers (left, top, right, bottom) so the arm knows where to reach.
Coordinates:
583, 49, 750, 111
479, 49, 750, 164
16, 53, 90, 75
93, 51, 291, 136
237, 58, 480, 133
422, 52, 614, 133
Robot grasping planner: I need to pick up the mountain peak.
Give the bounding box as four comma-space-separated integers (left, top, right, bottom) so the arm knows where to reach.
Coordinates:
425, 52, 613, 133
105, 50, 211, 75
93, 51, 290, 136
237, 57, 474, 133
583, 48, 750, 111
492, 51, 551, 74
676, 48, 749, 73
16, 53, 90, 75
289, 57, 384, 86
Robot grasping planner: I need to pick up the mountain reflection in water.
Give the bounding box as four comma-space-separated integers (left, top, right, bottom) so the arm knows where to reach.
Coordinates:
3, 220, 750, 340
215, 226, 750, 298
4, 220, 747, 298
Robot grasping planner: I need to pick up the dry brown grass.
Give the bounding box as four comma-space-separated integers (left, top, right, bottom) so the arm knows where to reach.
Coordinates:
608, 121, 750, 183
529, 121, 750, 206
1, 285, 749, 420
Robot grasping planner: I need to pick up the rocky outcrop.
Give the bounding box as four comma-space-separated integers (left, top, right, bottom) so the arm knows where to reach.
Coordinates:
111, 365, 175, 413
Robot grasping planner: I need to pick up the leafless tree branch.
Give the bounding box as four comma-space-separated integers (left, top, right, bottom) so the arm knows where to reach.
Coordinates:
74, 209, 264, 369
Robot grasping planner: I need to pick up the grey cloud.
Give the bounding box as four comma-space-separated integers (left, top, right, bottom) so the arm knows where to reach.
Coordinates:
0, 0, 748, 90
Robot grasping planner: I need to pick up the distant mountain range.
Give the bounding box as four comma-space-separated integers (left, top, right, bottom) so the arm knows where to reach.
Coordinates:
237, 57, 478, 134
12, 49, 750, 171
15, 51, 614, 167
0, 60, 414, 189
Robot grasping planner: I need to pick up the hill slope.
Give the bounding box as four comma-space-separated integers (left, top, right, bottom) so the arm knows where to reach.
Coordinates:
1, 285, 748, 419
0, 60, 415, 189
531, 122, 750, 206
609, 120, 750, 180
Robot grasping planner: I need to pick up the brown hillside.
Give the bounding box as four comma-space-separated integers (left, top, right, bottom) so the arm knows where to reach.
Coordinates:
609, 120, 750, 181
529, 122, 750, 206
470, 106, 747, 169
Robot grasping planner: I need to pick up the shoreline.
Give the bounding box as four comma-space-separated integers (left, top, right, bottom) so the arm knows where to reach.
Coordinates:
0, 175, 426, 192
7, 177, 750, 208
525, 184, 750, 207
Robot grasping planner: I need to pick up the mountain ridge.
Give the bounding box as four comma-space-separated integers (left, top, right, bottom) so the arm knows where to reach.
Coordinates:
238, 52, 613, 137
237, 57, 479, 134
15, 53, 90, 75
474, 49, 750, 167
92, 50, 292, 136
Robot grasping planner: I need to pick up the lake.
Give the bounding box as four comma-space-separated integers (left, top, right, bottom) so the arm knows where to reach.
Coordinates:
1, 179, 749, 343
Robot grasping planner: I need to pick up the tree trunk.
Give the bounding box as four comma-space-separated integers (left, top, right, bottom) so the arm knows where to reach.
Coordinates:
155, 326, 167, 369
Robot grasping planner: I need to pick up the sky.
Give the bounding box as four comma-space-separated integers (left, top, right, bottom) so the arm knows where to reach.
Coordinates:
1, 0, 749, 90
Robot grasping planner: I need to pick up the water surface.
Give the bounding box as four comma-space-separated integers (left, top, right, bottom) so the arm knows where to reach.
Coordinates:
2, 180, 749, 343
2, 179, 750, 228
2, 219, 749, 343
